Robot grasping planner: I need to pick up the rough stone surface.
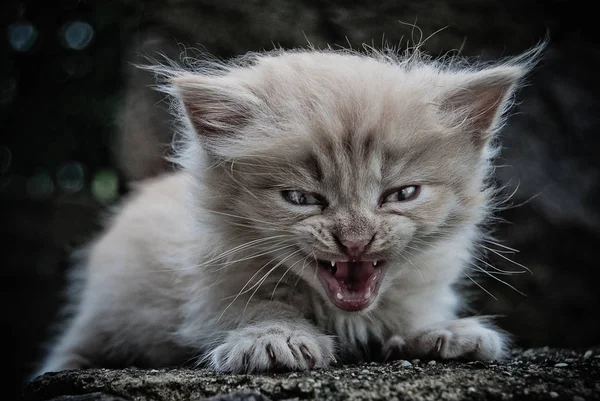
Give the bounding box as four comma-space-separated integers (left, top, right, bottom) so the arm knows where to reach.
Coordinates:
23, 348, 600, 401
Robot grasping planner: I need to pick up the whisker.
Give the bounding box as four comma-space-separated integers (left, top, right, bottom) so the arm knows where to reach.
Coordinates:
198, 235, 291, 267
294, 252, 314, 287
204, 210, 289, 228
225, 221, 295, 233
242, 249, 303, 315
469, 264, 527, 297
472, 256, 527, 275
482, 239, 520, 253
462, 271, 498, 301
216, 255, 283, 324
311, 253, 319, 282
480, 245, 533, 275
270, 256, 305, 300
208, 243, 295, 272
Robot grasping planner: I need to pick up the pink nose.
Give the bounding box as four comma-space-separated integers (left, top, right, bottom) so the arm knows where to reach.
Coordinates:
339, 238, 370, 259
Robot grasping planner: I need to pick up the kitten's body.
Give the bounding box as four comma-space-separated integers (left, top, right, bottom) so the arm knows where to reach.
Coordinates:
39, 47, 541, 375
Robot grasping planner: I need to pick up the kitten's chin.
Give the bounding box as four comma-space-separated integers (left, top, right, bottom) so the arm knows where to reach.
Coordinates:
316, 260, 386, 312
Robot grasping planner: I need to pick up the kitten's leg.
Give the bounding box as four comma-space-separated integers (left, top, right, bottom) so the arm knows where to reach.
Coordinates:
402, 317, 506, 361
34, 312, 97, 377
208, 305, 335, 373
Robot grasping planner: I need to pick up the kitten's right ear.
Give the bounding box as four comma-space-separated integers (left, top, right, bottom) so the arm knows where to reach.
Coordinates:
171, 74, 263, 138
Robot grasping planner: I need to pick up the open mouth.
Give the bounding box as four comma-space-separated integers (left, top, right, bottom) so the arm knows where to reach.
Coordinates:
316, 259, 386, 312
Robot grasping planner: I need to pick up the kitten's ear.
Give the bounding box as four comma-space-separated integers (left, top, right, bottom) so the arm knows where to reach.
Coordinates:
171, 74, 263, 138
438, 65, 526, 146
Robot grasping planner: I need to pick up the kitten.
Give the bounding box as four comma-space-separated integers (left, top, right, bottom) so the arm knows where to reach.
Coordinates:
37, 44, 543, 375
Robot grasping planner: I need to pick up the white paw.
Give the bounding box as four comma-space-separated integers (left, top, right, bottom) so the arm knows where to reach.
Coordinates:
403, 318, 506, 361
209, 323, 335, 373
382, 335, 406, 362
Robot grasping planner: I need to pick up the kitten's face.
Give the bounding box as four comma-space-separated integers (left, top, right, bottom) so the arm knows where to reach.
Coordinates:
221, 122, 484, 313
175, 51, 524, 313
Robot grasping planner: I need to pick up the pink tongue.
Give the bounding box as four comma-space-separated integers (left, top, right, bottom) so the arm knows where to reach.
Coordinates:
333, 261, 375, 296
319, 260, 383, 311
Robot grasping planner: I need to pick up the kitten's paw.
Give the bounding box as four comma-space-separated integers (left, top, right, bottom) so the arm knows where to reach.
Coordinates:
382, 335, 406, 362
209, 323, 335, 373
404, 318, 506, 361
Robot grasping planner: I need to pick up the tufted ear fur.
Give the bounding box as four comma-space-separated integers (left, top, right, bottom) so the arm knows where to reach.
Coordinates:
438, 65, 525, 147
171, 74, 264, 139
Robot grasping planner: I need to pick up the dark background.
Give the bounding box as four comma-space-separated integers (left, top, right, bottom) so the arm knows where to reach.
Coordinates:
3, 1, 600, 399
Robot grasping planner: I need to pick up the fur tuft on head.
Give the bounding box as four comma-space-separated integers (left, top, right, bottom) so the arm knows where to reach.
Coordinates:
142, 40, 545, 171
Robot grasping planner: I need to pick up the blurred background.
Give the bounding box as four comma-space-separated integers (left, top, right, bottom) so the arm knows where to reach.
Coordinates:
3, 0, 599, 398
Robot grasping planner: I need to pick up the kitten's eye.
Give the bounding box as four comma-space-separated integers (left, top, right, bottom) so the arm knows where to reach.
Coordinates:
383, 185, 420, 203
282, 190, 323, 206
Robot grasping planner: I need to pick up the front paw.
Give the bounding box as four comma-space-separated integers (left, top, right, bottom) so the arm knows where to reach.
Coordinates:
403, 318, 506, 361
209, 323, 335, 373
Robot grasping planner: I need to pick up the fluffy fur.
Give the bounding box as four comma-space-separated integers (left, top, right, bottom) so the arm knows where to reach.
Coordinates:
37, 44, 543, 375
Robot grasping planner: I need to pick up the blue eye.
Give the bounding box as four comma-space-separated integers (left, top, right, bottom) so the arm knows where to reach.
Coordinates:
383, 185, 420, 203
282, 190, 323, 206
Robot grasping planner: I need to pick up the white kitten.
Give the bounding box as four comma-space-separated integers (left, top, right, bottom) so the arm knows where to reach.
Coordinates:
37, 44, 543, 375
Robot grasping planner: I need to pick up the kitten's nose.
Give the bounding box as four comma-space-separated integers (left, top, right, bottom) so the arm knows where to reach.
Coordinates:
338, 237, 372, 259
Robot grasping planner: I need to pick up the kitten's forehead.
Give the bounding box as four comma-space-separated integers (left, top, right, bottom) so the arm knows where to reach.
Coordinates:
229, 52, 486, 192
249, 52, 447, 154
253, 52, 438, 129
308, 128, 383, 202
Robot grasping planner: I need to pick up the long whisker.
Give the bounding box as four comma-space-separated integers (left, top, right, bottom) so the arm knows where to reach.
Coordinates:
295, 252, 314, 287
216, 250, 288, 321
226, 221, 294, 233
482, 239, 520, 253
472, 255, 527, 275
271, 255, 307, 300
480, 245, 533, 274
204, 210, 289, 228
207, 239, 289, 265
208, 243, 295, 272
470, 267, 522, 276
312, 253, 319, 282
462, 271, 498, 301
242, 249, 303, 316
468, 262, 527, 297
198, 235, 291, 267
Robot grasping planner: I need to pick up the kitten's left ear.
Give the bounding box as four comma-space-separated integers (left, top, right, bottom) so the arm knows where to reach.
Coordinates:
438, 65, 526, 146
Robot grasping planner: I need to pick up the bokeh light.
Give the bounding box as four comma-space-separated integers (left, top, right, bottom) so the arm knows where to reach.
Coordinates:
56, 162, 84, 193
7, 21, 38, 52
91, 169, 119, 204
59, 21, 94, 50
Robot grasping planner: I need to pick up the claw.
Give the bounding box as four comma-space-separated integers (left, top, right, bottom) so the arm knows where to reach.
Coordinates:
300, 344, 315, 369
287, 337, 300, 360
436, 336, 443, 353
266, 344, 276, 363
